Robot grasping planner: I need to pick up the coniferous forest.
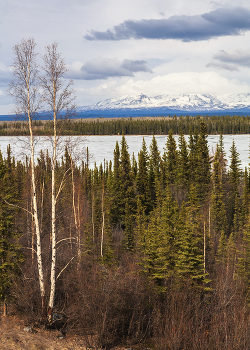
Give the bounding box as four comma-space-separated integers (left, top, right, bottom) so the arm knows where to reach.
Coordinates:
3, 38, 250, 349
2, 119, 250, 349
2, 114, 250, 136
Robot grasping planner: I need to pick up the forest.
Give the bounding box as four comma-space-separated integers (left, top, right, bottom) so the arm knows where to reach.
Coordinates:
3, 37, 250, 349
1, 113, 250, 136
2, 121, 250, 349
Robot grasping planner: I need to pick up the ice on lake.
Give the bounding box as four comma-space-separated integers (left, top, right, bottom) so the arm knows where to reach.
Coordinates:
0, 134, 249, 170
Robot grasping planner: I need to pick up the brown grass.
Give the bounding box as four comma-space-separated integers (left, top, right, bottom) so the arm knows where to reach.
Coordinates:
0, 312, 87, 350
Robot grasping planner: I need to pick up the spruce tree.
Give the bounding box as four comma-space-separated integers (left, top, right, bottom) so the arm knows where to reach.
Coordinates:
0, 148, 23, 305
229, 140, 242, 236
195, 121, 211, 200
110, 141, 122, 225
136, 138, 151, 215
211, 145, 228, 242
140, 188, 179, 288
163, 129, 178, 186
175, 203, 209, 285
242, 168, 249, 226
149, 135, 161, 205
237, 206, 250, 299
177, 131, 189, 189
119, 136, 136, 250
135, 197, 147, 250
188, 129, 199, 187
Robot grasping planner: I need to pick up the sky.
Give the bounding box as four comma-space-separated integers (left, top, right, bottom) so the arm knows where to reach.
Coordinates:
1, 0, 250, 114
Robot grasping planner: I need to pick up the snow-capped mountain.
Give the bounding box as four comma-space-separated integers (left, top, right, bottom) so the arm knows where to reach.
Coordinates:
78, 93, 250, 113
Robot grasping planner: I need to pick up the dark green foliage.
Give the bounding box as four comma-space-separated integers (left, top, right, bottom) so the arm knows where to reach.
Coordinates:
176, 204, 208, 285
3, 114, 250, 136
211, 144, 228, 241
0, 147, 23, 302
4, 125, 250, 346
149, 135, 161, 204
177, 131, 189, 189
194, 121, 211, 200
163, 129, 178, 186
140, 189, 179, 288
136, 138, 151, 215
229, 140, 241, 191
229, 140, 242, 235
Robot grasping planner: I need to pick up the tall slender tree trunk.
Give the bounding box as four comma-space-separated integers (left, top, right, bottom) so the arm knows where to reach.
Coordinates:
204, 214, 206, 274
101, 184, 105, 258
48, 85, 57, 314
3, 299, 7, 317
92, 193, 95, 243
77, 193, 81, 266
41, 41, 76, 318
27, 79, 45, 317
70, 157, 81, 264
10, 38, 46, 318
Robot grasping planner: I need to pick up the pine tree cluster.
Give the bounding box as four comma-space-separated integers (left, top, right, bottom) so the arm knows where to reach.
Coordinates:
2, 122, 250, 347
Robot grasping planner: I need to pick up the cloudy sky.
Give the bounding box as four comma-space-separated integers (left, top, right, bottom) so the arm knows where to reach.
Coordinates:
1, 0, 250, 114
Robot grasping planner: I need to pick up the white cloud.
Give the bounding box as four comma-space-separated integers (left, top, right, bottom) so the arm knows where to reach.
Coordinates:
77, 71, 249, 103
207, 49, 250, 71
2, 0, 250, 113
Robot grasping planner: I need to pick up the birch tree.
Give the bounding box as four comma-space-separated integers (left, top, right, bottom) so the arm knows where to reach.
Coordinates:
8, 38, 46, 316
40, 43, 76, 315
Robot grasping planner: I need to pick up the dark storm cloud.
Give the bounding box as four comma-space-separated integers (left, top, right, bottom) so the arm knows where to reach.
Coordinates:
84, 7, 250, 42
207, 50, 250, 71
67, 57, 152, 80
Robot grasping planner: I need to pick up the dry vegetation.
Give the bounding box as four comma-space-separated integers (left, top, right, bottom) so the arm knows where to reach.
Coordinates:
0, 312, 87, 350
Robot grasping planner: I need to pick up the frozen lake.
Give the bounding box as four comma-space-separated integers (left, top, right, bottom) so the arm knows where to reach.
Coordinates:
0, 134, 249, 170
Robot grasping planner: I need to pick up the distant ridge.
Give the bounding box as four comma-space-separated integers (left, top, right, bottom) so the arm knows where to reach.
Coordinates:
77, 93, 250, 116
2, 93, 250, 120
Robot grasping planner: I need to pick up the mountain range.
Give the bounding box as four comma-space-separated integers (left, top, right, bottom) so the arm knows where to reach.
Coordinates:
2, 93, 250, 121
77, 93, 250, 116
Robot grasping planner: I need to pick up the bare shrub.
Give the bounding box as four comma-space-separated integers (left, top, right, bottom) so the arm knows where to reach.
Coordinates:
63, 262, 153, 349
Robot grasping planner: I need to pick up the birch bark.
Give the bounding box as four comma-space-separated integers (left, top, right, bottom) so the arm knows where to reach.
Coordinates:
48, 81, 57, 311
9, 39, 45, 315
101, 184, 105, 258
41, 42, 76, 313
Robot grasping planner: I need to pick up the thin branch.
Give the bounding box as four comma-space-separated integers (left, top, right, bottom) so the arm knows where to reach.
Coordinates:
56, 237, 77, 246
56, 256, 76, 280
55, 167, 72, 202
2, 198, 34, 218
22, 246, 37, 255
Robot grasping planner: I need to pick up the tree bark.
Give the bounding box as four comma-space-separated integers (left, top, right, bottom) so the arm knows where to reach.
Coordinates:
9, 39, 45, 316
48, 81, 57, 312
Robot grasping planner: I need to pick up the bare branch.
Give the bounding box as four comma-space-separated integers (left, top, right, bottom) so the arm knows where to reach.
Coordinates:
56, 256, 76, 280
2, 197, 34, 218
55, 166, 72, 202
22, 247, 38, 255
56, 237, 77, 246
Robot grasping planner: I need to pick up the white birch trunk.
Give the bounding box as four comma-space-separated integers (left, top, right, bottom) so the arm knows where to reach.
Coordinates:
48, 84, 57, 312
41, 42, 76, 315
26, 74, 45, 313
204, 218, 206, 274
101, 185, 105, 258
10, 39, 46, 317
92, 193, 95, 243
77, 193, 81, 265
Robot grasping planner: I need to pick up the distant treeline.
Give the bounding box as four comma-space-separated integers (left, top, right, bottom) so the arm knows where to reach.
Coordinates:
1, 114, 250, 135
